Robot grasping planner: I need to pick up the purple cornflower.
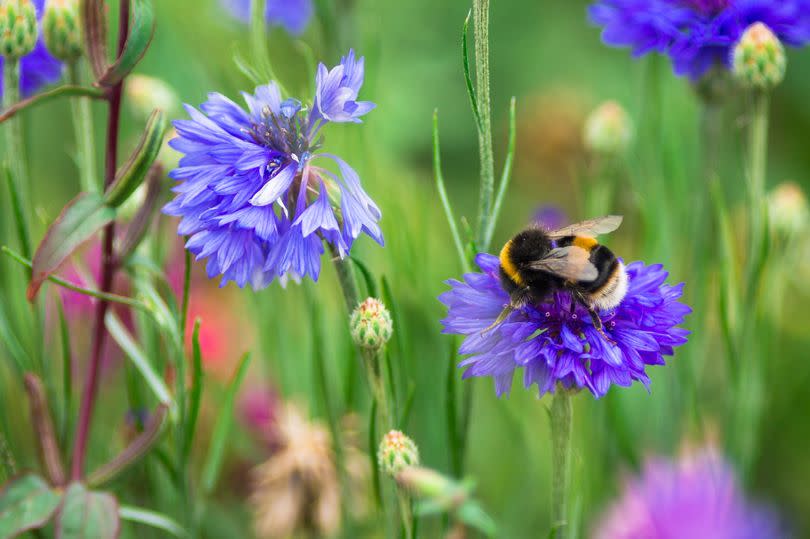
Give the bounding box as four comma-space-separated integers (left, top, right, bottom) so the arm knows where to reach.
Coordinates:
0, 0, 62, 99
588, 0, 810, 80
439, 254, 690, 398
164, 50, 380, 288
220, 0, 313, 35
593, 447, 785, 539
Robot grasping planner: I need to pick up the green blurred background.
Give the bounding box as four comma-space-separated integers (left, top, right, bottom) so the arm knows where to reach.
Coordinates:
2, 0, 810, 537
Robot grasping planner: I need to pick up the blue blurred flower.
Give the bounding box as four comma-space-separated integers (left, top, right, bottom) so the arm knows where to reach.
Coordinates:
594, 447, 785, 539
220, 0, 313, 35
439, 254, 690, 398
533, 205, 568, 231
588, 0, 810, 80
164, 50, 381, 288
0, 0, 62, 99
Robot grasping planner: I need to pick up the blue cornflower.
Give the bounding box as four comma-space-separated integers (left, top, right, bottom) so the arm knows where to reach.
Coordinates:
593, 447, 785, 539
164, 50, 380, 288
588, 0, 810, 80
220, 0, 313, 35
439, 254, 690, 398
0, 0, 62, 99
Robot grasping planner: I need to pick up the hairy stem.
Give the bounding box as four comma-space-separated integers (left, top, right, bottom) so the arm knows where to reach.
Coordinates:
550, 390, 573, 539
71, 0, 131, 480
473, 0, 495, 251
68, 62, 99, 192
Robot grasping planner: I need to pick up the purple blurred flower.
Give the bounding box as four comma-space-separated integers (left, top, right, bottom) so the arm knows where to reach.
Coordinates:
588, 0, 810, 80
533, 205, 568, 231
164, 50, 382, 288
0, 0, 62, 99
220, 0, 313, 35
439, 254, 690, 398
594, 448, 785, 539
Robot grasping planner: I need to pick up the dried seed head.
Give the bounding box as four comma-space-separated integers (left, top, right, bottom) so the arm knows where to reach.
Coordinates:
732, 23, 786, 90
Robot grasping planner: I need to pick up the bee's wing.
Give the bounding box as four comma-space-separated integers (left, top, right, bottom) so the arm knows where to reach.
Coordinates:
526, 246, 599, 282
546, 215, 623, 239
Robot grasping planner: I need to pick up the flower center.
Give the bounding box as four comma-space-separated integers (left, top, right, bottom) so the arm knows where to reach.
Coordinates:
248, 98, 322, 160
682, 0, 731, 15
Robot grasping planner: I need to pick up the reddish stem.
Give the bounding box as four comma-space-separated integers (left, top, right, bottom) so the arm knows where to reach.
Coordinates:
70, 0, 131, 480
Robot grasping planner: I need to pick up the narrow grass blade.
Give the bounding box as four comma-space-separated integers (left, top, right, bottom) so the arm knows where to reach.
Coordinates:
433, 110, 470, 273
57, 301, 72, 449
119, 506, 188, 538
202, 352, 251, 494
462, 9, 482, 131
4, 165, 31, 260
350, 256, 378, 298
105, 312, 174, 410
182, 319, 204, 461
368, 398, 383, 510
0, 300, 30, 376
484, 96, 517, 247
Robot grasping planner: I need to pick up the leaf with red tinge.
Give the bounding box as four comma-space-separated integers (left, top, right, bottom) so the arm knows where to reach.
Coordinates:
0, 474, 62, 539
27, 193, 116, 301
55, 483, 120, 539
97, 0, 156, 87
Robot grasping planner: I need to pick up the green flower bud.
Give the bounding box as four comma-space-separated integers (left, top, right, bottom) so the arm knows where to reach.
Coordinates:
732, 22, 786, 90
582, 100, 633, 156
0, 0, 38, 60
768, 182, 808, 238
126, 75, 181, 120
42, 0, 82, 62
377, 430, 419, 477
350, 298, 393, 351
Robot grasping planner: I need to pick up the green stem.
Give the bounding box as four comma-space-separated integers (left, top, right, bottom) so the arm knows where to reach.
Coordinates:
472, 0, 495, 251
550, 390, 573, 539
68, 62, 99, 193
332, 248, 361, 313
3, 58, 31, 257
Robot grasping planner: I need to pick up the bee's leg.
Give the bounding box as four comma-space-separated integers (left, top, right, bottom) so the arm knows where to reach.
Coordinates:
586, 308, 616, 346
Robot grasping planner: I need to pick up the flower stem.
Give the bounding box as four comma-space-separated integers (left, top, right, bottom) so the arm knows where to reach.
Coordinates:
472, 0, 495, 251
2, 57, 31, 258
329, 248, 413, 537
68, 61, 98, 193
70, 0, 130, 480
550, 390, 573, 539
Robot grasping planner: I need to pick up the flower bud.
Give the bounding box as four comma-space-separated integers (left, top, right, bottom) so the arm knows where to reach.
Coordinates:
42, 0, 81, 62
377, 430, 419, 477
350, 298, 392, 351
732, 23, 786, 90
0, 0, 38, 60
768, 182, 808, 238
582, 100, 633, 155
126, 75, 181, 121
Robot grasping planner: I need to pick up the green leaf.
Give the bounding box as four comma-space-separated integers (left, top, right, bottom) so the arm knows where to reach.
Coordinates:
27, 193, 116, 301
0, 474, 62, 539
105, 312, 174, 412
202, 353, 251, 494
82, 0, 108, 78
104, 111, 167, 208
96, 0, 156, 87
456, 500, 497, 537
349, 256, 378, 298
432, 110, 470, 273
462, 9, 482, 132
0, 301, 30, 376
119, 506, 188, 538
54, 483, 119, 539
181, 319, 204, 461
3, 165, 31, 261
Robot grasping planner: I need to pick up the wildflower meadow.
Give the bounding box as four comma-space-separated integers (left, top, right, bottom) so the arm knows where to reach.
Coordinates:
1, 0, 809, 538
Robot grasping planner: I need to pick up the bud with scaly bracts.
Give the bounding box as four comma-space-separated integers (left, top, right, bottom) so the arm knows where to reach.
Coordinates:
42, 0, 81, 62
732, 23, 786, 90
350, 297, 393, 351
378, 430, 419, 477
0, 0, 38, 60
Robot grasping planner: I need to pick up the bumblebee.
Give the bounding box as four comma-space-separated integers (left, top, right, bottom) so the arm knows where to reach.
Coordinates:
489, 215, 628, 341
